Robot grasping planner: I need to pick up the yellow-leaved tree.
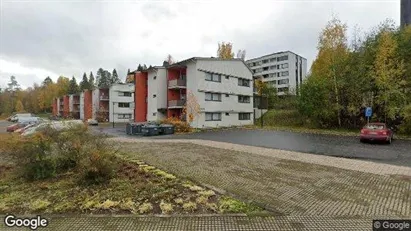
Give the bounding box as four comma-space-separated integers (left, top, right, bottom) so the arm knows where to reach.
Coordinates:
182, 90, 201, 127
310, 16, 349, 127
15, 100, 24, 112
217, 42, 234, 59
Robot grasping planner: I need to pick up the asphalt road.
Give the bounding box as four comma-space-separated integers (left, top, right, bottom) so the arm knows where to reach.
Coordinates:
148, 129, 411, 168
4, 120, 411, 168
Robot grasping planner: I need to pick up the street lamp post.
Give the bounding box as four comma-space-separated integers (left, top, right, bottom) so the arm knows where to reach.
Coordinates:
112, 102, 115, 128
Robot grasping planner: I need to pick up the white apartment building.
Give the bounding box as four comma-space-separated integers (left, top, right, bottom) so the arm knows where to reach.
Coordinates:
246, 51, 308, 95
109, 83, 135, 123
146, 66, 168, 122
167, 57, 254, 128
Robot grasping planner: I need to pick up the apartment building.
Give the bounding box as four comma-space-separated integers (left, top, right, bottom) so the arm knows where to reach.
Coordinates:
246, 51, 307, 95
79, 92, 85, 120
109, 83, 135, 123
92, 88, 110, 122
129, 57, 254, 128
69, 94, 81, 119
146, 66, 168, 122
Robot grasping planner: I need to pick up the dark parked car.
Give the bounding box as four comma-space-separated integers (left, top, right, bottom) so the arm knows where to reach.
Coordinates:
360, 123, 394, 144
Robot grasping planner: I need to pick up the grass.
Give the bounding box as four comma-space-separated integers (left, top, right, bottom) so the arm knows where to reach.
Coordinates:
0, 143, 264, 215
255, 109, 411, 140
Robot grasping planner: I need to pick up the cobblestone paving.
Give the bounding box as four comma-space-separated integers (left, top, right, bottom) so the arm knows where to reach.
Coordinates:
0, 215, 377, 230
116, 138, 411, 218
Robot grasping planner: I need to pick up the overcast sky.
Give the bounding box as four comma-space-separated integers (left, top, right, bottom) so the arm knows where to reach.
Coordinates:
0, 0, 401, 89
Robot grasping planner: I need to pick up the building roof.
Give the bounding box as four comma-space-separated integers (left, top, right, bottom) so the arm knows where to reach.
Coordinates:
246, 50, 307, 62
167, 57, 253, 75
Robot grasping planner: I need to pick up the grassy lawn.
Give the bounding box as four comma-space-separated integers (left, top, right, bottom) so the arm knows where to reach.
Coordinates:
0, 134, 263, 215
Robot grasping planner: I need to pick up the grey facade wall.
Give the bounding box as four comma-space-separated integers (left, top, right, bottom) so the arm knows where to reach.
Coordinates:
401, 0, 411, 27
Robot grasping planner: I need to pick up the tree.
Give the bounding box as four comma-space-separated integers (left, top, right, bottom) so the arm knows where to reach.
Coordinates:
166, 55, 175, 65
217, 42, 234, 59
89, 71, 95, 90
111, 68, 121, 84
149, 65, 153, 69
15, 100, 24, 112
236, 50, 246, 60
68, 76, 80, 94
7, 76, 20, 91
127, 69, 131, 74
56, 76, 70, 96
42, 77, 53, 86
182, 90, 201, 126
310, 16, 349, 127
137, 64, 143, 71
96, 68, 111, 88
79, 72, 89, 91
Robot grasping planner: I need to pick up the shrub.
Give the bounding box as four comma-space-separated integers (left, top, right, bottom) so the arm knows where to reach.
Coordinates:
12, 133, 56, 181
159, 201, 174, 214
160, 118, 191, 133
182, 201, 197, 212
138, 203, 153, 214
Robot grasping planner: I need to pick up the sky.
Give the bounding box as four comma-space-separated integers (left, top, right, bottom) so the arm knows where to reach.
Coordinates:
0, 0, 402, 89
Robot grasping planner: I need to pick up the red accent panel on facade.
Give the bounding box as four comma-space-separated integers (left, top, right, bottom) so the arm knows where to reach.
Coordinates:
134, 72, 148, 122
63, 96, 70, 118
84, 90, 93, 120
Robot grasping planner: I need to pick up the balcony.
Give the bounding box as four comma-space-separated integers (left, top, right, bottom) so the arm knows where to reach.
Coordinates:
168, 99, 186, 108
168, 79, 186, 89
73, 101, 80, 105
100, 95, 109, 101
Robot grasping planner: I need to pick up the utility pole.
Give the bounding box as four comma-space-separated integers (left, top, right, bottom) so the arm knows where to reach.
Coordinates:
112, 102, 115, 128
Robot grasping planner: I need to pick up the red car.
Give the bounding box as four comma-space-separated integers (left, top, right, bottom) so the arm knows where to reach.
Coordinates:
360, 123, 394, 144
6, 123, 22, 132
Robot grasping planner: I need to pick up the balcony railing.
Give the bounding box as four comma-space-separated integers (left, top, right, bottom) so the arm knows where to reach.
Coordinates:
168, 99, 186, 107
100, 95, 109, 100
168, 79, 186, 88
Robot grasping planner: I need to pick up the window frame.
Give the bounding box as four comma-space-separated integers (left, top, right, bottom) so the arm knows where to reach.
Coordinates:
205, 73, 221, 82
118, 102, 130, 108
239, 113, 251, 120
205, 92, 222, 102
205, 112, 222, 121
238, 95, 251, 103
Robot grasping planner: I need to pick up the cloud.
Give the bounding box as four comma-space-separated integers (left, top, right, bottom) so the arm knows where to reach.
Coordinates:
0, 0, 401, 89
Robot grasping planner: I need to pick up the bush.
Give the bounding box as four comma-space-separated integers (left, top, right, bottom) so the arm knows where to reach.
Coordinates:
159, 118, 191, 133
10, 125, 118, 183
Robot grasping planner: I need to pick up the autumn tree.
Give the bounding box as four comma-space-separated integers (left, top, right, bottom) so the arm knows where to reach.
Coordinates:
56, 76, 70, 96
310, 16, 349, 127
217, 42, 234, 59
15, 100, 24, 112
182, 90, 201, 125
165, 54, 175, 65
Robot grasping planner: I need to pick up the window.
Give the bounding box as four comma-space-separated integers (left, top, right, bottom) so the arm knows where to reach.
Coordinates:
225, 94, 229, 97
270, 58, 276, 62
238, 95, 251, 103
270, 65, 276, 70
205, 73, 221, 82
262, 59, 268, 64
205, 92, 222, 101
277, 73, 281, 77
263, 74, 269, 78
153, 113, 157, 116
277, 79, 289, 85
154, 76, 157, 80
282, 63, 289, 68
118, 103, 130, 108
239, 113, 251, 120
269, 73, 276, 78
238, 78, 250, 87
118, 114, 132, 119
277, 55, 289, 61
153, 94, 157, 98
281, 71, 289, 76
225, 112, 229, 116
263, 67, 269, 71
118, 92, 132, 97
225, 75, 229, 79
205, 112, 222, 121
278, 87, 289, 93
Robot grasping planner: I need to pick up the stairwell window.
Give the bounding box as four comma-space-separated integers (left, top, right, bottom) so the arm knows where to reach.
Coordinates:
238, 95, 251, 103
239, 113, 251, 120
277, 79, 289, 85
119, 92, 132, 97
205, 73, 221, 82
205, 112, 222, 121
118, 114, 132, 119
281, 71, 289, 76
205, 92, 222, 102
